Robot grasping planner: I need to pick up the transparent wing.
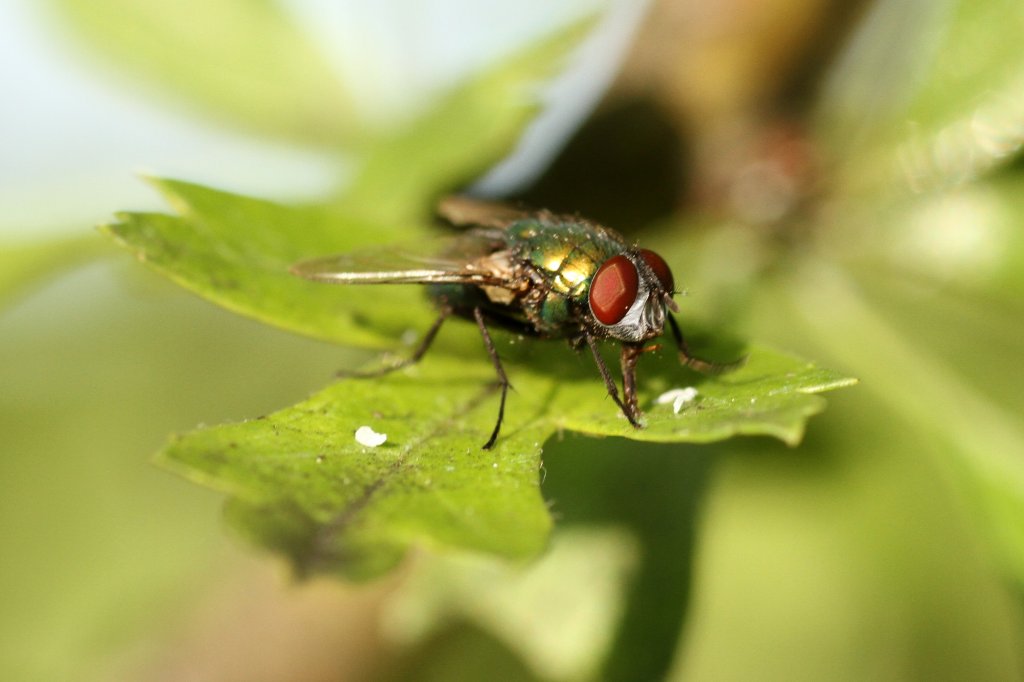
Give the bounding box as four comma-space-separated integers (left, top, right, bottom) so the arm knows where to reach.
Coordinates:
437, 195, 541, 229
290, 233, 513, 286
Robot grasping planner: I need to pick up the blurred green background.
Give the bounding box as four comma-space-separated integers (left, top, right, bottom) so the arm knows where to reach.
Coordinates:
3, 0, 1024, 680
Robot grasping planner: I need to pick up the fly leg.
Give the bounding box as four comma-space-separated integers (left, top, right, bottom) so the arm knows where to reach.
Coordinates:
620, 343, 645, 425
667, 314, 744, 374
585, 334, 642, 428
337, 306, 451, 378
474, 307, 511, 450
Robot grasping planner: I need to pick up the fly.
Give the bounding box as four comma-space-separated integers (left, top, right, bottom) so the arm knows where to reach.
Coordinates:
291, 196, 738, 449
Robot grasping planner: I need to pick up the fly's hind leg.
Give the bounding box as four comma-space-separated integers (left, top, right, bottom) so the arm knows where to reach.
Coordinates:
337, 306, 452, 378
473, 307, 511, 450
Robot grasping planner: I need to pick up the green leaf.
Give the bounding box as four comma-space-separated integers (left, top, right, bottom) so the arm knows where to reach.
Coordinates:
820, 0, 1024, 190
158, 333, 852, 578
865, 171, 1024, 301
339, 18, 595, 224
51, 0, 361, 146
158, 352, 553, 581
538, 438, 716, 682
101, 10, 597, 342
782, 261, 1024, 583
385, 527, 640, 681
104, 177, 432, 348
106, 176, 854, 579
0, 233, 107, 307
554, 344, 855, 447
901, 0, 1024, 155
671, 391, 1024, 681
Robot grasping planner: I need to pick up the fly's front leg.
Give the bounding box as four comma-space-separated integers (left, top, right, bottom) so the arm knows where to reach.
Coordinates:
585, 334, 642, 428
337, 305, 451, 378
474, 307, 511, 450
619, 343, 645, 426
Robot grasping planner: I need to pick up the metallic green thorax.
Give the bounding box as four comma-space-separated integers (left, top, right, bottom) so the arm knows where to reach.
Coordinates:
508, 219, 626, 334
509, 219, 625, 294
428, 216, 630, 338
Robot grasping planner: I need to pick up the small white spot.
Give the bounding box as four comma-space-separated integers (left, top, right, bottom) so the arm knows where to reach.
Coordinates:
401, 328, 419, 346
656, 387, 699, 414
355, 425, 387, 447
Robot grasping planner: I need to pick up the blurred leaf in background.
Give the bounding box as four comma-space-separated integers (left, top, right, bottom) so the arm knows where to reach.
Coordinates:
0, 233, 107, 305
50, 0, 364, 146
0, 263, 350, 680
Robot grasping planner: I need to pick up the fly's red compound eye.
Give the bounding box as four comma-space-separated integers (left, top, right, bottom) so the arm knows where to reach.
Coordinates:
589, 255, 639, 325
639, 249, 674, 293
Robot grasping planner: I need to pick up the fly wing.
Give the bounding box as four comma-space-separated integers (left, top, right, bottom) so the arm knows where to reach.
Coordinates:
290, 232, 513, 286
437, 195, 538, 229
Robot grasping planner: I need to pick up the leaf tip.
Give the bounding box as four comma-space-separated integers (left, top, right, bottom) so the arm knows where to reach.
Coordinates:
136, 174, 196, 216
797, 376, 860, 394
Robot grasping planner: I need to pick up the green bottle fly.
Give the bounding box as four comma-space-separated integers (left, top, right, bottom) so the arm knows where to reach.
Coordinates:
292, 197, 734, 449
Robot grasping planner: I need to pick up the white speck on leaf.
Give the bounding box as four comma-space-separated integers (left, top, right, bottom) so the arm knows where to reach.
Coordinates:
656, 387, 699, 414
355, 425, 387, 447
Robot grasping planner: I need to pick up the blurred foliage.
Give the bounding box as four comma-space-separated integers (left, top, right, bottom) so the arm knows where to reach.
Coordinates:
0, 265, 348, 680
820, 0, 1024, 192
51, 0, 363, 146
5, 0, 1024, 680
384, 527, 639, 680
0, 233, 107, 306
336, 19, 596, 223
